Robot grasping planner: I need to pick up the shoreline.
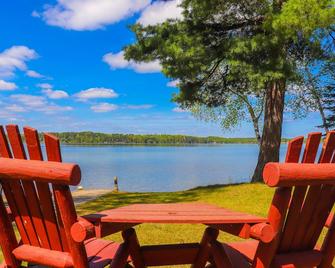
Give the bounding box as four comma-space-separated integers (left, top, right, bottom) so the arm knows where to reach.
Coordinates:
71, 182, 251, 204
72, 189, 112, 204
60, 142, 288, 146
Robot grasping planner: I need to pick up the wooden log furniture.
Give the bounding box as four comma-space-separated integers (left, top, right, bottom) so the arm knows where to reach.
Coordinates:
0, 125, 122, 268
72, 204, 271, 267
210, 131, 335, 268
2, 125, 334, 268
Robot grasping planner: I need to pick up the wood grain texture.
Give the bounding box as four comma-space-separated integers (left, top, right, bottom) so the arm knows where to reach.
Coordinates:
23, 126, 64, 251
263, 163, 335, 187
279, 133, 320, 252
44, 132, 89, 267
5, 125, 40, 247
12, 245, 73, 268
0, 194, 19, 267
251, 187, 292, 268
94, 203, 267, 224
0, 126, 30, 246
0, 158, 81, 185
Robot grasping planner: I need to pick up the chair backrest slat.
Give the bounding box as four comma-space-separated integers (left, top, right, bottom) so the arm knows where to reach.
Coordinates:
0, 125, 88, 267
44, 133, 70, 252
285, 136, 304, 163
44, 133, 88, 267
24, 127, 64, 251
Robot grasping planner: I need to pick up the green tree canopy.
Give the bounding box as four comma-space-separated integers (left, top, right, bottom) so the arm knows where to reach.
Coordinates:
125, 0, 335, 181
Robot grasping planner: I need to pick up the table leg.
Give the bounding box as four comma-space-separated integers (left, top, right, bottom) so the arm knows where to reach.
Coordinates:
110, 242, 131, 268
192, 227, 219, 268
122, 228, 146, 268
210, 240, 232, 268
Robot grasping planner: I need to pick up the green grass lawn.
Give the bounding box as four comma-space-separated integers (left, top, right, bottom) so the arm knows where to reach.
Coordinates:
1, 183, 331, 266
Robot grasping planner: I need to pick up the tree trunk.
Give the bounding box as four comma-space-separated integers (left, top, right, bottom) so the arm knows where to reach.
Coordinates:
305, 66, 329, 133
246, 102, 262, 146
252, 80, 286, 182
314, 90, 329, 133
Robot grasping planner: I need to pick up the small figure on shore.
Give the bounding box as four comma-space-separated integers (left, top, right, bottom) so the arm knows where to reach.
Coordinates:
114, 176, 119, 192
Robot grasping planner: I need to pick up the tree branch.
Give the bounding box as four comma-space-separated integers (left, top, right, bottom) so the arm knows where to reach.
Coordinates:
197, 16, 264, 34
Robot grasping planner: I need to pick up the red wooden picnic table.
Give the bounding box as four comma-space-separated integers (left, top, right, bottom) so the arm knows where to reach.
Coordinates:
72, 203, 270, 267
83, 203, 266, 224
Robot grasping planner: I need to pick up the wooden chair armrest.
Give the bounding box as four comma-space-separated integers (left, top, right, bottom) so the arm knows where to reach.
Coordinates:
209, 222, 274, 243
71, 217, 96, 242
71, 215, 138, 242
325, 212, 334, 228
249, 222, 275, 243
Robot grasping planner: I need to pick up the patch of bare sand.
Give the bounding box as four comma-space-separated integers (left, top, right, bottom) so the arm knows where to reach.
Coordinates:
72, 189, 113, 204
1, 188, 113, 205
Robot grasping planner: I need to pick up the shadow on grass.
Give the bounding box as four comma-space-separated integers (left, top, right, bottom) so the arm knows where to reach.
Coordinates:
75, 183, 252, 216
76, 189, 202, 215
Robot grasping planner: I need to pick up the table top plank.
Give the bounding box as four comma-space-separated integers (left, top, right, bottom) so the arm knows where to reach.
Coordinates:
84, 203, 267, 224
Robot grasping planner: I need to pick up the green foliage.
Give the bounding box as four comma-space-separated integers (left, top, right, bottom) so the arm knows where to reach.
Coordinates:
191, 94, 264, 131
47, 132, 259, 145
271, 0, 335, 40
191, 99, 246, 131
125, 0, 335, 112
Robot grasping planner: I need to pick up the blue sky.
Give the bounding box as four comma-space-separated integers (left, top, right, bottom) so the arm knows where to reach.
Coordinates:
0, 1, 323, 137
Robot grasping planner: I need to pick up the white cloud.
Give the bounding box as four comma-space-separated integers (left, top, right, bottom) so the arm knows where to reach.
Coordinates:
11, 94, 45, 106
10, 94, 73, 114
75, 87, 118, 100
5, 104, 26, 113
124, 104, 154, 110
0, 80, 17, 90
173, 107, 188, 113
37, 83, 69, 99
103, 51, 161, 73
167, 80, 179, 88
43, 89, 69, 99
137, 0, 183, 26
31, 10, 40, 18
37, 83, 53, 89
26, 70, 44, 78
91, 103, 118, 113
0, 46, 38, 78
42, 104, 73, 113
34, 0, 150, 31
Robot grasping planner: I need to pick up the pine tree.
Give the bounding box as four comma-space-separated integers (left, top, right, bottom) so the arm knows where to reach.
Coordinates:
323, 83, 335, 130
125, 0, 335, 181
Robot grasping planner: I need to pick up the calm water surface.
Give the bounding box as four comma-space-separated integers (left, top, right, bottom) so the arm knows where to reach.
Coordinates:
60, 144, 289, 192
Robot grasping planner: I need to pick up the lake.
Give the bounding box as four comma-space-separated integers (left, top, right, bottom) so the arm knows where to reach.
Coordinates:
62, 144, 287, 192
60, 144, 289, 192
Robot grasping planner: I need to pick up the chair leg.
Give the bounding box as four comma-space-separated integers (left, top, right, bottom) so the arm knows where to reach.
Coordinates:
210, 240, 233, 268
192, 227, 219, 268
206, 255, 217, 268
122, 228, 146, 268
110, 242, 130, 268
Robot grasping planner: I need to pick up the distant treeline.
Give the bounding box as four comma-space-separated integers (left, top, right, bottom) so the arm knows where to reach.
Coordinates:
47, 131, 265, 145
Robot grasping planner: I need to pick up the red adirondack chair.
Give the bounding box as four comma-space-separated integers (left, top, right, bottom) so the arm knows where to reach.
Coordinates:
209, 131, 335, 268
0, 125, 121, 268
